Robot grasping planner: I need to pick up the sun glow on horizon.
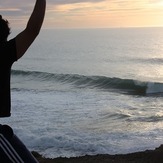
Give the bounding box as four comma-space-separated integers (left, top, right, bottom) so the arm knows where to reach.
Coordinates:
1, 0, 163, 29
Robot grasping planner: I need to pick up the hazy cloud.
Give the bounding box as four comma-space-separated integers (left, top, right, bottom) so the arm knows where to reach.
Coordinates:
0, 0, 106, 7
0, 0, 106, 15
48, 0, 106, 5
0, 0, 162, 28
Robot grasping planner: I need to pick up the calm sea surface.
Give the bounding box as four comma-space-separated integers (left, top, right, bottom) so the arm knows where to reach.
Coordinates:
1, 27, 163, 158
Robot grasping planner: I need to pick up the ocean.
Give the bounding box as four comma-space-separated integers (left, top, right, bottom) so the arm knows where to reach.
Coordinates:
1, 27, 163, 158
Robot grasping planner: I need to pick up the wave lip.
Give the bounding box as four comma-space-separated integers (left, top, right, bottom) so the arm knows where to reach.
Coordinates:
146, 82, 163, 95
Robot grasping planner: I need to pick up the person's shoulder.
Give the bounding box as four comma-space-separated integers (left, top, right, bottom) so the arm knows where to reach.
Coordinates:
0, 38, 16, 47
4, 38, 16, 51
0, 38, 17, 62
7, 38, 16, 45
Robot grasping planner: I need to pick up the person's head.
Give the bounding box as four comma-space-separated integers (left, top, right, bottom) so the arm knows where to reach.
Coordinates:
0, 15, 10, 42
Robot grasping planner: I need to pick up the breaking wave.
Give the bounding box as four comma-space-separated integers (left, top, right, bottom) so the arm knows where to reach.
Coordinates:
11, 70, 163, 96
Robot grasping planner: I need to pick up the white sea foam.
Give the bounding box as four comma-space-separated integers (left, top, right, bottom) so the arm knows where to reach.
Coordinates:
146, 82, 163, 94
2, 28, 163, 158
0, 88, 162, 158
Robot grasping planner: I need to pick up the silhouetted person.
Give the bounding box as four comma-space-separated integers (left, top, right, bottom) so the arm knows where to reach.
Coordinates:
0, 0, 46, 162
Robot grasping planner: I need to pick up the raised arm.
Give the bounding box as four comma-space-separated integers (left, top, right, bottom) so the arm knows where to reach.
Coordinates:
15, 0, 46, 59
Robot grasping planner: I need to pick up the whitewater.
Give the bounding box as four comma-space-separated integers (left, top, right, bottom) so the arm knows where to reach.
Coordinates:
1, 28, 163, 158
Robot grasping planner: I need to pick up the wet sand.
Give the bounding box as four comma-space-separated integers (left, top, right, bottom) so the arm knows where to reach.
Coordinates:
32, 144, 163, 163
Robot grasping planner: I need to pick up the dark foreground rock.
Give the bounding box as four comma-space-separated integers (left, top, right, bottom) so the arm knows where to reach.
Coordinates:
32, 144, 163, 163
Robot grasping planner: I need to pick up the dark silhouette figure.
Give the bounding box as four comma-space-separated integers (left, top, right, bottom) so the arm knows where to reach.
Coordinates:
0, 0, 46, 162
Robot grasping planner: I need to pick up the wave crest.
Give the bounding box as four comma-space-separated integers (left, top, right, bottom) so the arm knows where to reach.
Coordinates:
12, 70, 163, 96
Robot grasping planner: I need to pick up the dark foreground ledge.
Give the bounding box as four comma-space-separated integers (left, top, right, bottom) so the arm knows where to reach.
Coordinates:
32, 144, 163, 163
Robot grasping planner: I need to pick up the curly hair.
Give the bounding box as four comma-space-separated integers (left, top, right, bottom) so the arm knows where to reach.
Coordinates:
0, 15, 11, 42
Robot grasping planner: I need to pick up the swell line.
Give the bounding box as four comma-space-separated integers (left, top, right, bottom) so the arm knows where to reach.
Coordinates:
11, 70, 163, 95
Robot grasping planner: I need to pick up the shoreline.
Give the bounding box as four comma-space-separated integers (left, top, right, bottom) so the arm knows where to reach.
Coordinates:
32, 144, 163, 163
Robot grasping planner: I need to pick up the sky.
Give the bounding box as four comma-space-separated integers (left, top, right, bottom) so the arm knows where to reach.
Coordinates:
0, 0, 163, 29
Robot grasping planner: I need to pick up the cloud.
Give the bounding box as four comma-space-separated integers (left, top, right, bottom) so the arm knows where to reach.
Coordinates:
0, 0, 162, 28
148, 0, 162, 3
0, 0, 106, 7
0, 8, 21, 12
48, 0, 106, 5
0, 0, 106, 16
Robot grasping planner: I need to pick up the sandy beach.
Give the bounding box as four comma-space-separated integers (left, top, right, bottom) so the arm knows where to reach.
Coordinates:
32, 144, 163, 163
